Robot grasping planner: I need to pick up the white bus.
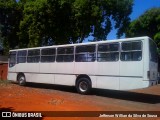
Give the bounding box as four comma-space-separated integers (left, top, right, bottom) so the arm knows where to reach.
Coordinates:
8, 36, 158, 94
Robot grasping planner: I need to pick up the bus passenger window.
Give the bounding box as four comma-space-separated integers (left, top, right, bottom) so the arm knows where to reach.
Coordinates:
17, 50, 27, 63
27, 49, 40, 63
41, 48, 55, 62
56, 47, 74, 62
97, 43, 119, 62
121, 41, 142, 61
75, 45, 96, 62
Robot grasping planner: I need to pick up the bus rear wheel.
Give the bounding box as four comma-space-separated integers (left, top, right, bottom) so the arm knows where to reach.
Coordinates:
18, 74, 26, 86
76, 78, 91, 95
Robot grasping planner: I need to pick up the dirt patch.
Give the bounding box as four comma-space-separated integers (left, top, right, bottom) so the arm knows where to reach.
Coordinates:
0, 81, 160, 120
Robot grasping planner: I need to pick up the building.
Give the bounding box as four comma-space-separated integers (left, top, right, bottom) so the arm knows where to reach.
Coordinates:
0, 56, 8, 80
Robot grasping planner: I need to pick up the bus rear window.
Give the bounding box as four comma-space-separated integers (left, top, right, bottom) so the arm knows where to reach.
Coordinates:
149, 39, 158, 62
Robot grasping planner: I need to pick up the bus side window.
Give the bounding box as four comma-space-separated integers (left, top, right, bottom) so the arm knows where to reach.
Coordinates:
27, 49, 40, 63
97, 43, 119, 62
75, 45, 96, 62
121, 41, 142, 61
56, 47, 74, 62
17, 50, 27, 63
41, 48, 55, 62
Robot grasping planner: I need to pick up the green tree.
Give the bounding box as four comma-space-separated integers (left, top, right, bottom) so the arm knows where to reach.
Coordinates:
19, 0, 133, 47
126, 8, 160, 53
0, 0, 22, 54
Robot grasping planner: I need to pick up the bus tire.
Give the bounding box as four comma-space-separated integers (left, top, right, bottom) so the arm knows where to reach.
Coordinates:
17, 74, 26, 86
76, 78, 91, 95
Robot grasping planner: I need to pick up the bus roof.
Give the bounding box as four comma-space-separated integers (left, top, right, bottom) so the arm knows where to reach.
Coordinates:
10, 36, 150, 51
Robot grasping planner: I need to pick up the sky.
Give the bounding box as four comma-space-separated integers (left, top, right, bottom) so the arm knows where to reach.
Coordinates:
106, 0, 160, 40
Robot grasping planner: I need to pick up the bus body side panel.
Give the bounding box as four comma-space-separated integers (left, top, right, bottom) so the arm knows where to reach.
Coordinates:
39, 63, 56, 84
96, 62, 119, 90
74, 62, 97, 88
149, 62, 158, 86
149, 62, 158, 81
15, 63, 29, 82
7, 72, 17, 81
55, 63, 75, 86
119, 77, 144, 90
142, 38, 150, 87
16, 63, 28, 72
25, 73, 54, 84
8, 65, 16, 73
24, 63, 39, 82
8, 64, 17, 81
143, 38, 149, 81
119, 61, 143, 90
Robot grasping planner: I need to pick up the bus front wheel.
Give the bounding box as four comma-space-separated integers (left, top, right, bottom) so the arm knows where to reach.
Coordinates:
76, 78, 91, 95
18, 74, 26, 86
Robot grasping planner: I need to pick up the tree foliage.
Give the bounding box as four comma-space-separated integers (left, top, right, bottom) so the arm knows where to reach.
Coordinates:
0, 0, 133, 52
126, 8, 160, 53
0, 0, 22, 54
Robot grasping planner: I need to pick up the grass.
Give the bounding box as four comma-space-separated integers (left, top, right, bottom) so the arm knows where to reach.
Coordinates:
0, 79, 11, 86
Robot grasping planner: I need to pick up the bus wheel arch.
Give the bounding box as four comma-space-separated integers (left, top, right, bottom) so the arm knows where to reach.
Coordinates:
17, 73, 26, 86
75, 75, 92, 94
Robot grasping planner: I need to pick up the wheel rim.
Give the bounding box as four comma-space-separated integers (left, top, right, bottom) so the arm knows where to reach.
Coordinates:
19, 76, 25, 85
79, 81, 88, 92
